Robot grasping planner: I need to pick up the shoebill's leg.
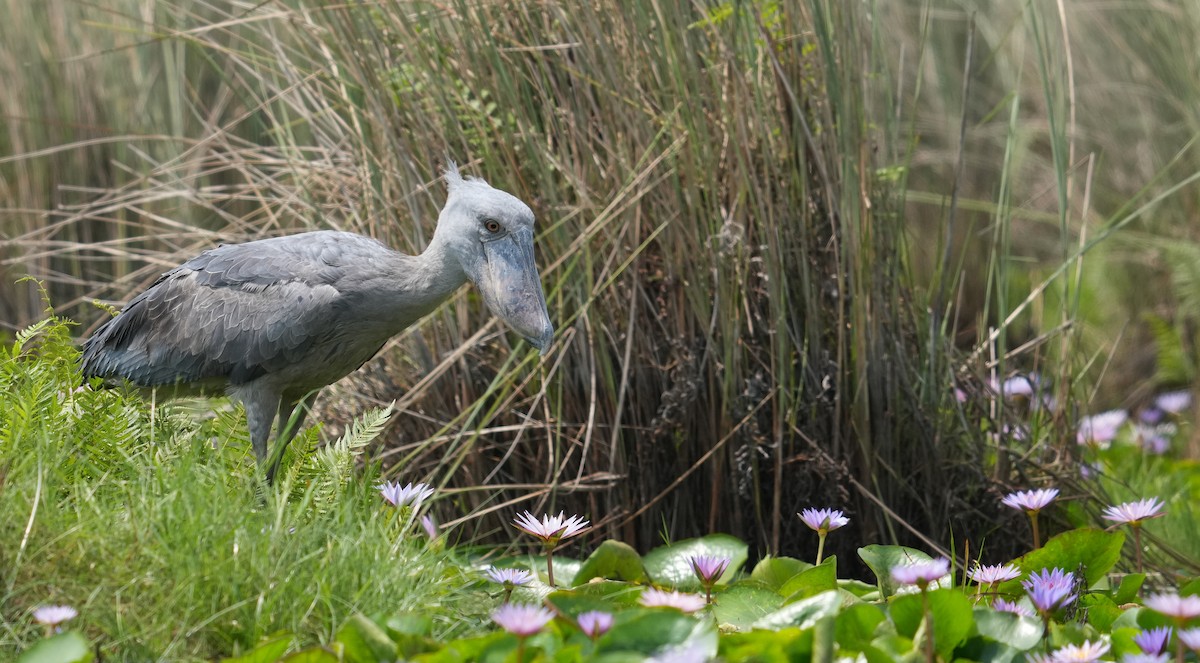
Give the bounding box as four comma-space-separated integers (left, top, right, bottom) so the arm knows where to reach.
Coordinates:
233, 385, 282, 478
266, 389, 320, 484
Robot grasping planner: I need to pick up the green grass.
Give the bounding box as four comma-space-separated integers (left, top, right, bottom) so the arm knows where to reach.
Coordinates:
887, 0, 1200, 404
0, 315, 469, 661
1084, 438, 1200, 572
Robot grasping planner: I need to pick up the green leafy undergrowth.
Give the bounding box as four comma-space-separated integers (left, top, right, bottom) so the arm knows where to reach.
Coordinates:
8, 315, 1200, 662
226, 526, 1200, 662
1075, 423, 1200, 567
0, 316, 464, 661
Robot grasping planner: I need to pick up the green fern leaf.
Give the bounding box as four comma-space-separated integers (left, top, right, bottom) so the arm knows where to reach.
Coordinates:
12, 317, 57, 355
284, 403, 395, 510
1144, 313, 1195, 384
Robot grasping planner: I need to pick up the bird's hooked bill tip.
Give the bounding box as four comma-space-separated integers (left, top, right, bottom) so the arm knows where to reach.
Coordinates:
527, 326, 554, 355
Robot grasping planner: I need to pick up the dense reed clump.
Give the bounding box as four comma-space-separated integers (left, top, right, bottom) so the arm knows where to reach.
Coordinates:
5, 0, 1200, 574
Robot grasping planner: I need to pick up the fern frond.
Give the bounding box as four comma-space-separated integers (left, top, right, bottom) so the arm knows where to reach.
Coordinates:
12, 317, 57, 355
284, 403, 395, 510
1165, 243, 1200, 320
1145, 313, 1196, 384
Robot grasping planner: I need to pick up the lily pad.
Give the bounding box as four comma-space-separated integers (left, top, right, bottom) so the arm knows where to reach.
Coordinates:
835, 603, 887, 651
718, 628, 814, 661
598, 610, 717, 656
972, 608, 1043, 651
1003, 529, 1124, 593
750, 556, 813, 591
334, 613, 397, 663
279, 648, 340, 663
780, 556, 837, 602
753, 589, 842, 630
838, 578, 880, 600
221, 634, 292, 663
573, 540, 648, 585
1112, 573, 1146, 604
711, 581, 786, 631
547, 580, 643, 616
17, 632, 93, 663
642, 534, 747, 590
888, 588, 973, 659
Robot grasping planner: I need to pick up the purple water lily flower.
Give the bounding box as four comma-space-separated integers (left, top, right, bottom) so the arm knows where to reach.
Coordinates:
1103, 497, 1166, 525
690, 554, 731, 604
486, 566, 534, 588
798, 508, 849, 533
968, 563, 1021, 585
891, 557, 950, 588
1140, 406, 1166, 425
1105, 498, 1167, 573
1144, 592, 1200, 620
648, 640, 712, 663
1155, 390, 1192, 414
577, 610, 614, 639
512, 510, 590, 588
1003, 488, 1059, 548
1022, 567, 1076, 613
512, 511, 589, 546
999, 375, 1037, 398
1122, 654, 1170, 663
33, 605, 77, 626
1134, 425, 1172, 454
378, 481, 434, 509
421, 514, 438, 539
1077, 410, 1128, 447
1134, 627, 1172, 655
992, 598, 1034, 618
491, 602, 555, 637
639, 588, 707, 613
1001, 488, 1059, 513
799, 507, 849, 565
690, 555, 731, 584
1050, 639, 1110, 662
1179, 628, 1200, 652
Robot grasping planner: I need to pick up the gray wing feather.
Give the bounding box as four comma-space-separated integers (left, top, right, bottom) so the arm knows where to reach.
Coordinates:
82, 231, 383, 388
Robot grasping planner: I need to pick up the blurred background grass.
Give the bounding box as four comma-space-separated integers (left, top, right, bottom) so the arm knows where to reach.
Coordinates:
2, 0, 1199, 573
